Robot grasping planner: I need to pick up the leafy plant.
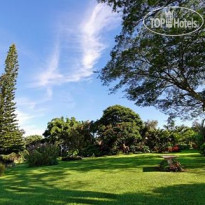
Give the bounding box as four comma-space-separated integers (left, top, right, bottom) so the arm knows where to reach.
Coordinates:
200, 143, 205, 156
159, 159, 184, 172
79, 144, 103, 157
0, 163, 5, 176
178, 144, 190, 151
26, 143, 59, 167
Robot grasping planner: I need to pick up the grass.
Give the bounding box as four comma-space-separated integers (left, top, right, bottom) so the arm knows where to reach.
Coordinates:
0, 150, 205, 205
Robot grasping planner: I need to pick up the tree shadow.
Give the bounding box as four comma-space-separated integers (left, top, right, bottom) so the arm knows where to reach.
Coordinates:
0, 152, 204, 204
0, 174, 204, 205
55, 154, 162, 173
143, 167, 159, 172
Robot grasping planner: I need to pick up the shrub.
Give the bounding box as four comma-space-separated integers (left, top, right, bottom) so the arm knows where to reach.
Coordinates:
62, 156, 82, 161
172, 145, 180, 152
0, 153, 19, 167
0, 154, 14, 164
26, 143, 59, 167
178, 144, 190, 151
194, 134, 204, 148
130, 145, 150, 153
159, 159, 184, 172
0, 163, 5, 176
80, 145, 103, 157
200, 143, 205, 156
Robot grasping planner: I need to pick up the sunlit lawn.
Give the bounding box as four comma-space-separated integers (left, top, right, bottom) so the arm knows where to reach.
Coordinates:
0, 150, 205, 205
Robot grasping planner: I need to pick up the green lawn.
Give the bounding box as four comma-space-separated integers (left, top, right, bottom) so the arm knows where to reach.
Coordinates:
0, 150, 205, 205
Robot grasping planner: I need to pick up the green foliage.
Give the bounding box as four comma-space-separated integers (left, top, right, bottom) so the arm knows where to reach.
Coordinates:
79, 144, 103, 157
159, 160, 170, 172
26, 144, 59, 167
142, 121, 177, 153
0, 152, 23, 167
24, 135, 43, 146
172, 125, 197, 145
96, 105, 143, 154
0, 45, 24, 154
0, 163, 5, 176
130, 144, 150, 153
0, 154, 14, 164
43, 117, 95, 155
0, 150, 204, 204
194, 134, 204, 148
200, 143, 205, 156
159, 159, 184, 172
98, 0, 205, 120
178, 144, 191, 150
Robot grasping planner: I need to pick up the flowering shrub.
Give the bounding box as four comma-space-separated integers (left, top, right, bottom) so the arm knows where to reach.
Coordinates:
166, 145, 180, 153
172, 146, 179, 152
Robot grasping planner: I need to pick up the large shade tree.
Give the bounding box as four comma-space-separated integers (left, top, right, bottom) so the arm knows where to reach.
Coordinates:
98, 0, 205, 121
96, 105, 143, 153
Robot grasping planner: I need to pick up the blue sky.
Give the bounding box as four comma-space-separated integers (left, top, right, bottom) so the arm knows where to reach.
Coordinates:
0, 0, 193, 136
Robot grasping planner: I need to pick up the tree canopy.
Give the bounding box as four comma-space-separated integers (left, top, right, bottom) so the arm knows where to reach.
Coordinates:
96, 105, 143, 153
98, 0, 205, 120
43, 117, 95, 155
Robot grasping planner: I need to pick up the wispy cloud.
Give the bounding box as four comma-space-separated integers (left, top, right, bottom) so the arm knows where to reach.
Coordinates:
16, 109, 44, 136
20, 2, 120, 135
34, 43, 63, 87
16, 98, 47, 136
34, 3, 120, 88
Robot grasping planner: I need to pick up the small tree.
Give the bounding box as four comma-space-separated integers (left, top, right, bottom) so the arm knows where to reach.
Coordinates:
43, 117, 95, 155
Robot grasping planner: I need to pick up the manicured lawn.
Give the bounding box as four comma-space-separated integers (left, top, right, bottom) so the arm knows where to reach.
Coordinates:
0, 150, 205, 205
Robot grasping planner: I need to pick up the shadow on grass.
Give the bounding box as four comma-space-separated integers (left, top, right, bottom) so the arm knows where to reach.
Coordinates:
0, 152, 204, 204
0, 178, 204, 205
56, 155, 162, 172
143, 167, 159, 172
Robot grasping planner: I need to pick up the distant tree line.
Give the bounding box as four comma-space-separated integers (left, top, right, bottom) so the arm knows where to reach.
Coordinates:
26, 105, 203, 157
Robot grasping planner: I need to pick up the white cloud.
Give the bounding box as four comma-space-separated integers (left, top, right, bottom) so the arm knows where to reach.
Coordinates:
16, 97, 47, 136
19, 2, 120, 135
34, 44, 63, 87
22, 124, 45, 136
16, 97, 37, 110
16, 110, 35, 125
34, 3, 120, 87
16, 109, 45, 136
81, 3, 118, 71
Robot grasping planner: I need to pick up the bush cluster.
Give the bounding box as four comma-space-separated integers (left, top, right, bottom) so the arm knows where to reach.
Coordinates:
200, 143, 205, 156
26, 143, 59, 167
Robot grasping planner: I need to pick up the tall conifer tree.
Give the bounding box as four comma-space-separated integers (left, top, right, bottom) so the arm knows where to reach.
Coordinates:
0, 45, 24, 154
